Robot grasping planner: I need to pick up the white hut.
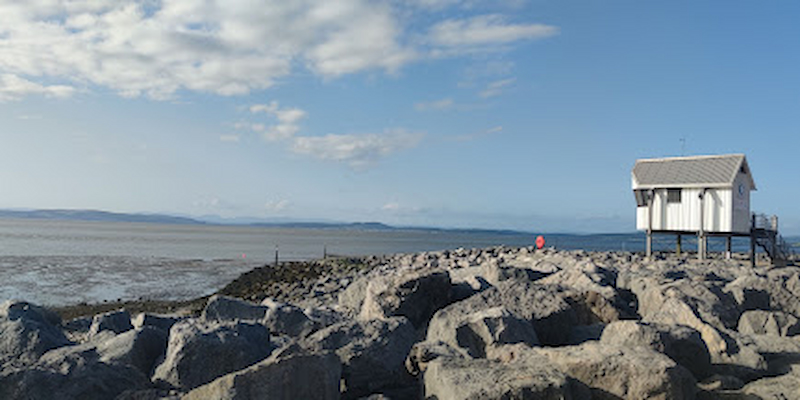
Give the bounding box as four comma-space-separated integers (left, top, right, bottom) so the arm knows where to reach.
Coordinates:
631, 154, 756, 258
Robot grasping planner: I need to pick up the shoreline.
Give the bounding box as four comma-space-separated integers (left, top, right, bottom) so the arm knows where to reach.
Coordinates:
47, 247, 776, 320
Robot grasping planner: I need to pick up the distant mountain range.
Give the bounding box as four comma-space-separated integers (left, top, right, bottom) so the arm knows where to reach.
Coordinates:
0, 208, 526, 235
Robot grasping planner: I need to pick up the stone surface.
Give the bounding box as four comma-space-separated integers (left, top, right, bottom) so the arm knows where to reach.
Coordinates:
152, 318, 273, 390
427, 305, 538, 358
132, 313, 181, 332
261, 298, 316, 337
430, 279, 578, 346
183, 345, 341, 400
600, 320, 712, 379
360, 270, 452, 328
0, 344, 151, 400
737, 310, 800, 337
0, 301, 71, 370
537, 342, 697, 400
423, 355, 575, 400
201, 295, 268, 322
96, 326, 168, 376
89, 309, 134, 337
299, 316, 416, 399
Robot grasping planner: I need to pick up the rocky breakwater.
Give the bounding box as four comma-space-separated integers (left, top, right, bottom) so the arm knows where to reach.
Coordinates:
2, 247, 800, 399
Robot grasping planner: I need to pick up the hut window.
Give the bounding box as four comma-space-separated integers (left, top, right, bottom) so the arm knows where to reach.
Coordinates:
634, 190, 648, 207
667, 189, 682, 203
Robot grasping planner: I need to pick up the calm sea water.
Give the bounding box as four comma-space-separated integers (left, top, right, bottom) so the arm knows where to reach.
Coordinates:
0, 218, 794, 306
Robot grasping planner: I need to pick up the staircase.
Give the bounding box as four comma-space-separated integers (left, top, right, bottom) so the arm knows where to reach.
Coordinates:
752, 214, 795, 265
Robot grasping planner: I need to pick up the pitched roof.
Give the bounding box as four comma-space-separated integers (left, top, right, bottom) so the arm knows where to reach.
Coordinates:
632, 154, 756, 190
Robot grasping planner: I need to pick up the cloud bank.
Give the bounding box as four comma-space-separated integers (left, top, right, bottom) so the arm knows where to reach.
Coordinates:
0, 1, 557, 100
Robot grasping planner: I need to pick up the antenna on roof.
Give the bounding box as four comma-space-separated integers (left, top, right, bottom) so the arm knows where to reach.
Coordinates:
679, 137, 686, 156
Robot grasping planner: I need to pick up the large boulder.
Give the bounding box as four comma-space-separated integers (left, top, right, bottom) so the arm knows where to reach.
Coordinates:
299, 316, 416, 399
360, 270, 452, 328
131, 313, 181, 332
737, 310, 800, 337
0, 301, 70, 370
0, 343, 151, 400
152, 319, 273, 390
261, 298, 316, 337
202, 295, 268, 322
96, 326, 169, 376
430, 280, 578, 346
427, 306, 538, 358
600, 320, 712, 379
423, 347, 577, 400
89, 309, 133, 337
740, 365, 800, 399
183, 345, 341, 400
537, 342, 697, 400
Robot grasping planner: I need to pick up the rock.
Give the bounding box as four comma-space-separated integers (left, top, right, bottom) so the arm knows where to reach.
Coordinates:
537, 342, 697, 400
152, 319, 273, 390
737, 310, 800, 337
338, 277, 371, 316
422, 345, 576, 400
261, 299, 316, 337
360, 270, 452, 328
427, 306, 538, 358
740, 365, 800, 399
96, 326, 168, 376
723, 275, 771, 312
405, 340, 468, 376
600, 320, 712, 379
0, 301, 71, 370
131, 313, 181, 332
697, 374, 744, 391
643, 294, 730, 358
0, 300, 62, 326
0, 343, 151, 400
202, 295, 268, 322
89, 309, 133, 337
183, 345, 341, 400
299, 317, 416, 399
430, 280, 578, 346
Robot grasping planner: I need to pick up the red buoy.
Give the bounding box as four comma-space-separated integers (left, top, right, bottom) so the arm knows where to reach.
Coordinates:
535, 235, 545, 249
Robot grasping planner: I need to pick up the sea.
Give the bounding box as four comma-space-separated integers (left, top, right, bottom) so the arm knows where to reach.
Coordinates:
0, 217, 795, 306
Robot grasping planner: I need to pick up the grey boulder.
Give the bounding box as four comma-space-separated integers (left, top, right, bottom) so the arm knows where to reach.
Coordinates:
183, 344, 341, 400
299, 316, 416, 399
360, 270, 452, 328
152, 318, 273, 390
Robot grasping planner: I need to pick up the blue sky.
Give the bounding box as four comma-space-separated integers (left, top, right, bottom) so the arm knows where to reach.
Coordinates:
1, 1, 799, 233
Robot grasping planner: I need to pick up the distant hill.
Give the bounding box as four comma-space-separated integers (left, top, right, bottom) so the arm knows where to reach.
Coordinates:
0, 209, 204, 225
0, 208, 533, 236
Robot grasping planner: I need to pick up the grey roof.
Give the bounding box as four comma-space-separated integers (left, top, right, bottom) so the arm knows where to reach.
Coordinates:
632, 154, 756, 190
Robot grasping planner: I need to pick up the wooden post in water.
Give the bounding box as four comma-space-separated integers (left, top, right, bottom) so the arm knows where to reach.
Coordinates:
275, 245, 279, 266
726, 236, 732, 260
676, 234, 682, 256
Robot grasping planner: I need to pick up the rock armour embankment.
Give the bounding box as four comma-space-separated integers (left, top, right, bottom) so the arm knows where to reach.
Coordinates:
2, 247, 800, 399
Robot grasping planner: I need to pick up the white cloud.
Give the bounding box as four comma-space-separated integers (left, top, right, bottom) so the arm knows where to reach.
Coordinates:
414, 97, 454, 111
0, 74, 75, 101
292, 129, 425, 168
382, 202, 402, 211
480, 77, 516, 98
219, 134, 240, 143
0, 1, 416, 99
0, 2, 557, 101
429, 14, 557, 49
249, 101, 307, 141
264, 199, 290, 212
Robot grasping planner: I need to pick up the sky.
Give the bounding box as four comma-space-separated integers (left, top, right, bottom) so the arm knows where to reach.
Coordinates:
1, 1, 799, 234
